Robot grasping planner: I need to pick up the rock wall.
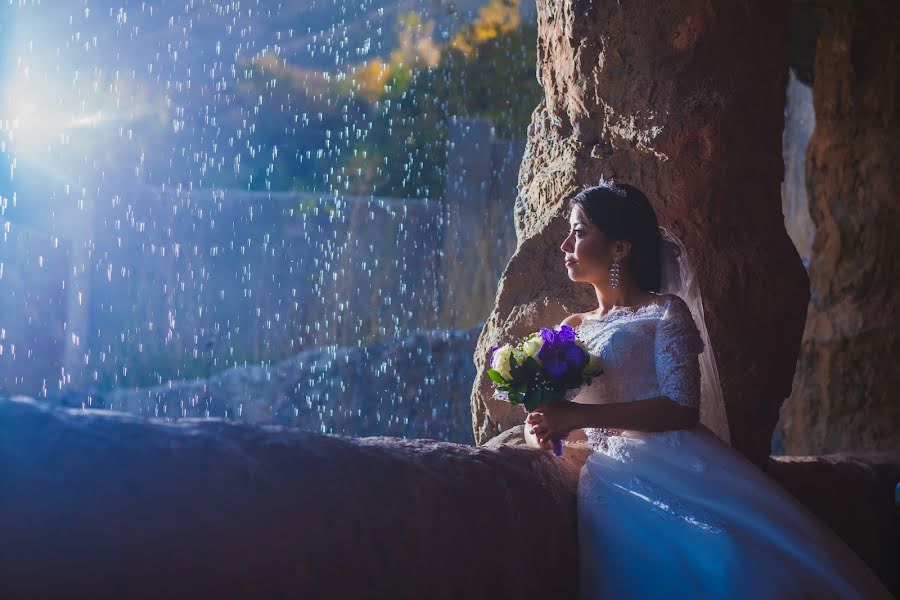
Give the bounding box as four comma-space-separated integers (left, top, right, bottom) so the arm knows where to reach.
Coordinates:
471, 0, 809, 468
440, 118, 523, 331
778, 1, 900, 454
0, 187, 449, 393
1, 145, 521, 396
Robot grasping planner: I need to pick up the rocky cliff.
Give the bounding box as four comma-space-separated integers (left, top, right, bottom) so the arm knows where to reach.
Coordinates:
470, 0, 809, 468
778, 0, 900, 455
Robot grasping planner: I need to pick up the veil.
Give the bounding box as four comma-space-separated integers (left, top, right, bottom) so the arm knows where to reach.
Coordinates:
658, 227, 731, 444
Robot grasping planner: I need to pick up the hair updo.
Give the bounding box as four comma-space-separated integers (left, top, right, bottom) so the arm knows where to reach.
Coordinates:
567, 178, 662, 293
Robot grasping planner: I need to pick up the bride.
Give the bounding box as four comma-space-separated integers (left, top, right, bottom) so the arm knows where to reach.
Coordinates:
523, 180, 891, 599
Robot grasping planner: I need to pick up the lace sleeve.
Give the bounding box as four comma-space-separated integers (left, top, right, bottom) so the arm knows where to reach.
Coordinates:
654, 295, 705, 409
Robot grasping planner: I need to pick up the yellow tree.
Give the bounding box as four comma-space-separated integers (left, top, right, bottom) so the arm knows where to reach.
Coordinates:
451, 0, 521, 57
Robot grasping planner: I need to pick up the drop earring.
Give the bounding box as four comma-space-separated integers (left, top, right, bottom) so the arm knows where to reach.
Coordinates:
609, 258, 621, 288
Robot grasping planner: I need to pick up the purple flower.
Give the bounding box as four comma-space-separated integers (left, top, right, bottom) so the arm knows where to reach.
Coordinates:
537, 325, 587, 378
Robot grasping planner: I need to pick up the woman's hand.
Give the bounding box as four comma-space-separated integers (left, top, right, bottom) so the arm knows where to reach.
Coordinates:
524, 423, 555, 451
525, 402, 581, 448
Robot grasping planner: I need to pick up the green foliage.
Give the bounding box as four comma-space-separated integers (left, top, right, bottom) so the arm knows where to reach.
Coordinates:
436, 24, 540, 139
344, 65, 449, 199
208, 6, 541, 198
295, 197, 338, 218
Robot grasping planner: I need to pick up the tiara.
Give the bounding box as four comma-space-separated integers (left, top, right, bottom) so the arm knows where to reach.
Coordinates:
595, 174, 627, 198
592, 175, 656, 215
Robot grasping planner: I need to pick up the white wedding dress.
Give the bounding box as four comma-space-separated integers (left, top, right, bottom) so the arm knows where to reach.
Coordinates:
563, 293, 891, 599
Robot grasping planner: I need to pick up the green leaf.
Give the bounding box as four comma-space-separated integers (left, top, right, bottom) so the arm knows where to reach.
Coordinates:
486, 369, 506, 384
523, 387, 543, 412
522, 356, 540, 371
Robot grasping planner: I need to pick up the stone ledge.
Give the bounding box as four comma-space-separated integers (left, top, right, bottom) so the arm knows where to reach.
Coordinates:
2, 399, 896, 598
0, 398, 578, 599
767, 452, 900, 596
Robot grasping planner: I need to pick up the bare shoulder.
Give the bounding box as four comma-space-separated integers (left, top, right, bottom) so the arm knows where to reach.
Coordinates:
559, 313, 585, 329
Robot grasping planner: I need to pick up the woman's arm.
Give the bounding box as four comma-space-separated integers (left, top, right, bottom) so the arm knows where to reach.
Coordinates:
528, 396, 698, 447
534, 301, 701, 442
568, 396, 698, 432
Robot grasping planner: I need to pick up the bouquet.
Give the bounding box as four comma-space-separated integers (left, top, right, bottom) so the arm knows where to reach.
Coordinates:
488, 324, 602, 456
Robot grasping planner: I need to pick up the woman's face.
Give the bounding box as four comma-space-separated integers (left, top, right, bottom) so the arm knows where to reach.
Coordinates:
560, 206, 618, 284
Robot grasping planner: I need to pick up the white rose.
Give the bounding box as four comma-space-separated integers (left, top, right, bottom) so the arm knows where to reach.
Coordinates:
586, 353, 603, 376
491, 344, 514, 381
522, 334, 544, 366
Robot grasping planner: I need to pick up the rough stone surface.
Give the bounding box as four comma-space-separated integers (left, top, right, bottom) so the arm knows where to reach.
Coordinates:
440, 118, 522, 331
43, 324, 481, 445
778, 1, 900, 455
471, 0, 809, 468
0, 398, 580, 599
767, 452, 900, 596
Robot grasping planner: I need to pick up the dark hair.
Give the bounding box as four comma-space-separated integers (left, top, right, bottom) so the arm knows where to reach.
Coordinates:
567, 180, 662, 293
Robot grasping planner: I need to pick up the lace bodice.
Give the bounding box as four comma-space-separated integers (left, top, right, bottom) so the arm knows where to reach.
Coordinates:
559, 293, 705, 454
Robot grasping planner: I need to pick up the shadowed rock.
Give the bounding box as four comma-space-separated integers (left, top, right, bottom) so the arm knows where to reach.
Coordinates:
778, 0, 900, 455
767, 452, 900, 596
45, 325, 481, 445
0, 398, 581, 599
